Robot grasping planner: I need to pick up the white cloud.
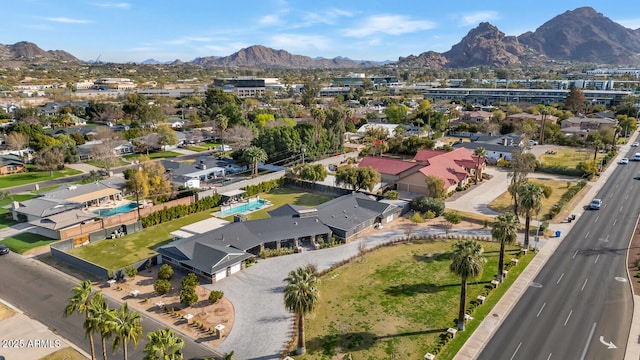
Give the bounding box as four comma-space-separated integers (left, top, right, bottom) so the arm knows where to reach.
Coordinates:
459, 11, 500, 26
344, 15, 436, 37
616, 17, 640, 29
270, 34, 332, 51
45, 17, 91, 24
259, 14, 280, 26
303, 8, 353, 25
95, 2, 130, 9
166, 36, 213, 45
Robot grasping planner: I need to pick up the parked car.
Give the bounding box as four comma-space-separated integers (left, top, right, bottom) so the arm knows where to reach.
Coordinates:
620, 158, 629, 164
0, 244, 9, 255
589, 198, 602, 210
633, 142, 639, 147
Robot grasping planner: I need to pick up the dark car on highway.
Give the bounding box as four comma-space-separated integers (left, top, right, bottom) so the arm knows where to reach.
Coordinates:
0, 244, 9, 255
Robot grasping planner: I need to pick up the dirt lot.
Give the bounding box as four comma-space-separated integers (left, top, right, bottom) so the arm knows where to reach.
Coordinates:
100, 266, 234, 346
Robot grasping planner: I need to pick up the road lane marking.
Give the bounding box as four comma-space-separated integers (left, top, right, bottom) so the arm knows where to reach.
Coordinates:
595, 216, 599, 222
580, 323, 597, 360
557, 273, 565, 285
581, 278, 588, 291
595, 254, 600, 264
613, 219, 618, 226
547, 354, 552, 360
620, 206, 624, 212
510, 342, 522, 360
537, 302, 546, 317
585, 232, 589, 239
627, 194, 630, 200
573, 250, 579, 259
564, 310, 573, 326
605, 235, 610, 242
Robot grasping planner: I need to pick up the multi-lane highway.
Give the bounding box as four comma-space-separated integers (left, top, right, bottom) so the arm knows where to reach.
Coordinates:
479, 145, 640, 359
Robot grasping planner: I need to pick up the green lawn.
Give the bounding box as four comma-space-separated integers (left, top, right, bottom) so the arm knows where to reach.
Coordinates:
67, 210, 215, 270
86, 159, 129, 167
237, 188, 334, 221
302, 240, 533, 359
539, 147, 606, 167
123, 151, 182, 160
0, 167, 82, 189
0, 232, 58, 254
488, 179, 578, 219
0, 194, 37, 229
185, 146, 207, 152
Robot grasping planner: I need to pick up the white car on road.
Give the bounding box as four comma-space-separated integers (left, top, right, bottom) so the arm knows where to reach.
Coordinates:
620, 158, 629, 164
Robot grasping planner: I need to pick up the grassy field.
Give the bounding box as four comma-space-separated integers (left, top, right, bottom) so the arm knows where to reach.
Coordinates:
39, 347, 87, 360
539, 147, 606, 167
0, 232, 58, 254
239, 188, 335, 221
124, 151, 182, 160
67, 210, 215, 270
0, 193, 37, 229
0, 167, 82, 189
303, 240, 532, 359
487, 179, 577, 218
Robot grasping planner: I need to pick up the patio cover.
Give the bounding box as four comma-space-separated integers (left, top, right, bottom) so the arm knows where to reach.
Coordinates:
65, 188, 121, 203
220, 189, 246, 197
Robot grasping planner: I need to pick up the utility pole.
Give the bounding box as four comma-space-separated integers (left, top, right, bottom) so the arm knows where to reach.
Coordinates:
301, 145, 306, 165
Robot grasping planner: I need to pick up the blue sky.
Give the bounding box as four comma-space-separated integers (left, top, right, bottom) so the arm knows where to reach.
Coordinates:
4, 1, 640, 63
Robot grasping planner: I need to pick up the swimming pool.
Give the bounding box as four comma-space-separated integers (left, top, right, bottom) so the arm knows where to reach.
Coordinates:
217, 199, 268, 217
94, 202, 139, 217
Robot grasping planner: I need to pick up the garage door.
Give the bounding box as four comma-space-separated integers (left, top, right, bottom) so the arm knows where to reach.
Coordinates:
230, 263, 241, 274
215, 270, 227, 282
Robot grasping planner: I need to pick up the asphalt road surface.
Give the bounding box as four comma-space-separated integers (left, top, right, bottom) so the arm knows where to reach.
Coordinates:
479, 146, 640, 360
0, 253, 219, 360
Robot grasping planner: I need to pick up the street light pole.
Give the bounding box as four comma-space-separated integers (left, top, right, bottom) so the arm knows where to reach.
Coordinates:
301, 145, 306, 165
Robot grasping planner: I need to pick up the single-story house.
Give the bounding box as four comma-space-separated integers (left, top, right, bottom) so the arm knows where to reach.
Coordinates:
396, 148, 480, 195
358, 156, 422, 184
459, 110, 493, 125
505, 112, 558, 127
0, 154, 26, 175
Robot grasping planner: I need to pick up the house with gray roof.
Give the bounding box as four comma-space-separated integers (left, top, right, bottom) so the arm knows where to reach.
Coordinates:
315, 192, 400, 240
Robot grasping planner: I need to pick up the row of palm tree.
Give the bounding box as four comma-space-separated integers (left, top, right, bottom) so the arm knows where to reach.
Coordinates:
64, 280, 184, 360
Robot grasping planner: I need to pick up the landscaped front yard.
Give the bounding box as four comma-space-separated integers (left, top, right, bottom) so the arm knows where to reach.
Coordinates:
539, 147, 605, 168
302, 239, 532, 359
487, 178, 578, 219
0, 167, 82, 189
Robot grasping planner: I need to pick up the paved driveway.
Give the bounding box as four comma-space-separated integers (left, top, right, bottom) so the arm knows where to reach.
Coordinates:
208, 226, 491, 360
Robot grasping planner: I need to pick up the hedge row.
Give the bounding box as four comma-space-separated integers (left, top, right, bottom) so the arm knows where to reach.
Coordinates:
140, 194, 222, 228
243, 178, 284, 197
547, 180, 587, 219
535, 164, 584, 177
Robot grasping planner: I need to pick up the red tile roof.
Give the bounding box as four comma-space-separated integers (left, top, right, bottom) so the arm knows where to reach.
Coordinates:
412, 148, 480, 186
358, 156, 421, 175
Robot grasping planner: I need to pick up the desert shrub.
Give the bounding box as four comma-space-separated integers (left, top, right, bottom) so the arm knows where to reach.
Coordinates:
208, 290, 224, 304
182, 273, 200, 288
384, 190, 399, 200
157, 264, 174, 280
410, 211, 424, 223
424, 210, 436, 220
154, 279, 172, 295
180, 286, 198, 307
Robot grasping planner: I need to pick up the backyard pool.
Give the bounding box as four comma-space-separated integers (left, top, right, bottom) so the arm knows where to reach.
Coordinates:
94, 202, 139, 217
217, 199, 269, 217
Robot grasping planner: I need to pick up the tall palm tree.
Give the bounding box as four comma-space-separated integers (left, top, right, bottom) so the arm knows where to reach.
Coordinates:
517, 181, 544, 249
283, 265, 320, 355
449, 240, 486, 331
143, 327, 184, 360
215, 113, 229, 149
592, 139, 604, 161
64, 280, 97, 360
243, 146, 268, 177
473, 147, 487, 183
491, 213, 520, 283
89, 292, 114, 360
109, 303, 143, 360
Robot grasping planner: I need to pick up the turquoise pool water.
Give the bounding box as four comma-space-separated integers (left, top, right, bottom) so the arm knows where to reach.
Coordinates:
94, 202, 139, 217
218, 199, 267, 217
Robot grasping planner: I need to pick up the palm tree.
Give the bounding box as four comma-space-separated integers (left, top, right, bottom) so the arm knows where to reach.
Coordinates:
449, 240, 486, 331
473, 147, 487, 183
64, 280, 97, 360
243, 146, 268, 177
539, 106, 551, 145
283, 265, 320, 355
88, 292, 113, 360
491, 213, 520, 283
592, 139, 604, 161
517, 181, 544, 249
109, 303, 143, 360
215, 113, 229, 149
144, 327, 184, 360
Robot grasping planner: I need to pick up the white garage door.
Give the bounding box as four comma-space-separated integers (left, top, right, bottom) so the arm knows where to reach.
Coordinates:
230, 263, 241, 274
215, 270, 227, 282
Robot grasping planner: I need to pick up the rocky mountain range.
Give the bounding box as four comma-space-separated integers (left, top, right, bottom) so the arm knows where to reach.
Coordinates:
2, 7, 640, 69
